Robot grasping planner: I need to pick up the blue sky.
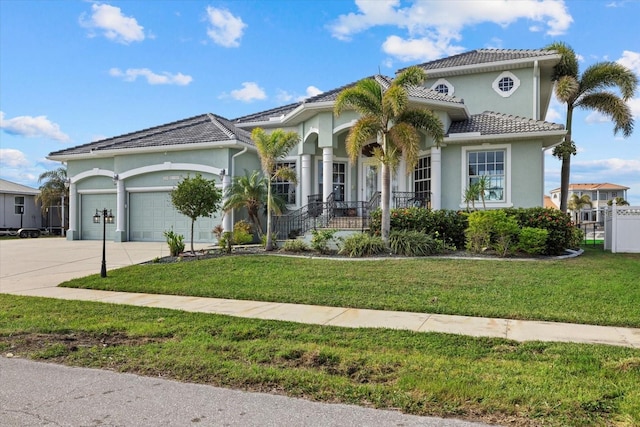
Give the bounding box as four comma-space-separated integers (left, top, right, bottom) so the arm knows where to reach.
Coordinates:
1, 0, 639, 204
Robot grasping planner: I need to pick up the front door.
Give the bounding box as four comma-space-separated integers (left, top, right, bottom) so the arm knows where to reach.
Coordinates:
360, 158, 380, 203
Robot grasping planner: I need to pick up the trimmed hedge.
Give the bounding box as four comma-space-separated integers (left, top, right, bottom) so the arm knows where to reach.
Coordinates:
370, 207, 574, 255
369, 208, 467, 249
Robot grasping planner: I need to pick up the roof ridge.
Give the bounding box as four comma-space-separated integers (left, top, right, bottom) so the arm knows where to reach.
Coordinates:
207, 113, 235, 139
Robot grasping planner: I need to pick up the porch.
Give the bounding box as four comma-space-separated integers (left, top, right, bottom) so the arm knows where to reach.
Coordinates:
274, 191, 430, 239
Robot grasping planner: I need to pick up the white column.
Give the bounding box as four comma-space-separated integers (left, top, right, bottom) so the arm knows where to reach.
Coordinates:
61, 195, 65, 237
222, 173, 232, 232
66, 182, 77, 240
322, 147, 333, 203
115, 179, 126, 242
301, 154, 311, 207
431, 147, 442, 210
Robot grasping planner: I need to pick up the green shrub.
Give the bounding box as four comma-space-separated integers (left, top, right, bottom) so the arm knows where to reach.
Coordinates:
233, 220, 254, 245
163, 228, 185, 256
518, 227, 549, 255
389, 230, 441, 256
465, 211, 494, 253
491, 212, 520, 257
369, 208, 467, 249
503, 208, 574, 255
339, 233, 385, 257
568, 226, 584, 249
281, 239, 310, 253
310, 229, 338, 254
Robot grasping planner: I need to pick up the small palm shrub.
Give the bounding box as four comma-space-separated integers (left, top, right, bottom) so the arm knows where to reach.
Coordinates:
163, 228, 185, 256
389, 230, 441, 256
281, 239, 310, 253
518, 227, 549, 255
339, 233, 385, 257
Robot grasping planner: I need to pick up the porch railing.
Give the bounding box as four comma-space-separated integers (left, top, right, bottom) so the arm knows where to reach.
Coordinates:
273, 191, 430, 238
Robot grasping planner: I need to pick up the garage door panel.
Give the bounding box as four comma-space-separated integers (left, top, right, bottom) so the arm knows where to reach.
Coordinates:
130, 192, 217, 243
81, 194, 116, 241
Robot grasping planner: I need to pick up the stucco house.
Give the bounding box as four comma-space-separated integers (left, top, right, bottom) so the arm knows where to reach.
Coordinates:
550, 183, 631, 223
48, 48, 566, 242
0, 178, 42, 233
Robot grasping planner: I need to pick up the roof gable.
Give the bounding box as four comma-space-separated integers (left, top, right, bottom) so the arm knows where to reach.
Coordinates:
49, 113, 253, 157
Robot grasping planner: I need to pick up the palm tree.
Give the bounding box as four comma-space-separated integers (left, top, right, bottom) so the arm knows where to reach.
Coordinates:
251, 128, 300, 251
607, 197, 629, 206
567, 193, 592, 224
222, 170, 270, 237
334, 66, 444, 245
463, 183, 480, 212
35, 167, 68, 230
545, 42, 637, 212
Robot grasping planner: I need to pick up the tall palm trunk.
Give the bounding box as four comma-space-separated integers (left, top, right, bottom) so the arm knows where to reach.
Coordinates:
380, 135, 391, 246
265, 180, 274, 251
559, 106, 574, 213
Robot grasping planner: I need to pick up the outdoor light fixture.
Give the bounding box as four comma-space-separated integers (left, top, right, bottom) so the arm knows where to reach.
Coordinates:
64, 178, 70, 189
93, 208, 115, 278
112, 174, 119, 185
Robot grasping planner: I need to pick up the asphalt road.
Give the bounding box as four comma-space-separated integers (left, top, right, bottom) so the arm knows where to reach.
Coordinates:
0, 357, 495, 427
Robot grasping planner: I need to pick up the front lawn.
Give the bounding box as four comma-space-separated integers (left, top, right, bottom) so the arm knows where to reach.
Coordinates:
60, 247, 640, 327
1, 294, 639, 427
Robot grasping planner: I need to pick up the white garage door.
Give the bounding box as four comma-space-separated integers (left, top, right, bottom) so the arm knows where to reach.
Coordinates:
81, 194, 117, 240
129, 192, 217, 243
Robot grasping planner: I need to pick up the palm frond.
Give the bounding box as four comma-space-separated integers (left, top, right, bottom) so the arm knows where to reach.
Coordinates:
578, 92, 634, 137
397, 109, 444, 147
545, 41, 579, 80
334, 78, 382, 117
393, 66, 427, 88
580, 62, 638, 101
388, 122, 420, 171
345, 116, 380, 163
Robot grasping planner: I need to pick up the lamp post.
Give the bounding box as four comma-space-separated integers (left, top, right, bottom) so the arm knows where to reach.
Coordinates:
93, 209, 114, 278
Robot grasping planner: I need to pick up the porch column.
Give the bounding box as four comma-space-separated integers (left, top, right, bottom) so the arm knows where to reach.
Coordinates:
301, 154, 311, 207
431, 147, 442, 210
114, 179, 126, 242
322, 147, 333, 203
221, 172, 232, 232
66, 182, 78, 240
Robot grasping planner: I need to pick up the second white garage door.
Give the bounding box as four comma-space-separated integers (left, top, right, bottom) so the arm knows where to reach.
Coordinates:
129, 192, 218, 243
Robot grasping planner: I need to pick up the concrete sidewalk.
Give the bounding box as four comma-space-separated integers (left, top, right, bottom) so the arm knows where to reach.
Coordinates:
1, 238, 639, 348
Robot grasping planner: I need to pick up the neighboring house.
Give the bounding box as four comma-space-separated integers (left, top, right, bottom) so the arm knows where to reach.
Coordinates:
550, 183, 630, 223
0, 179, 42, 232
48, 48, 566, 242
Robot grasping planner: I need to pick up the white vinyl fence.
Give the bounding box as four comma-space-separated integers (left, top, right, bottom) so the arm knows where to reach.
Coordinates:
604, 202, 640, 253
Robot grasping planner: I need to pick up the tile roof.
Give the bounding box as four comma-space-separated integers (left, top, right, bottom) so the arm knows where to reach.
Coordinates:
550, 183, 631, 192
0, 178, 39, 195
233, 74, 463, 125
49, 114, 253, 157
447, 111, 564, 136
410, 49, 559, 72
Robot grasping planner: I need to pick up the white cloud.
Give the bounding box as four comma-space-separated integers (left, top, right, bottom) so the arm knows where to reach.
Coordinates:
617, 51, 640, 74
0, 111, 70, 142
276, 86, 324, 103
109, 68, 193, 85
228, 82, 267, 102
79, 3, 145, 44
328, 0, 572, 62
0, 148, 30, 168
205, 6, 246, 48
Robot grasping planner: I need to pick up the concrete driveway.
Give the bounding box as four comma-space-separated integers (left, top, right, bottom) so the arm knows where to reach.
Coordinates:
0, 237, 202, 293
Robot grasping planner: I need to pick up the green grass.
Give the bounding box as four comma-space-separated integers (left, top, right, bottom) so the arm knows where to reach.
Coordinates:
60, 247, 640, 327
1, 294, 639, 427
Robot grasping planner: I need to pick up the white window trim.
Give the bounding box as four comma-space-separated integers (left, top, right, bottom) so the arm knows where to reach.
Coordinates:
460, 144, 512, 208
492, 71, 520, 98
314, 156, 350, 202
430, 78, 454, 96
275, 157, 300, 208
